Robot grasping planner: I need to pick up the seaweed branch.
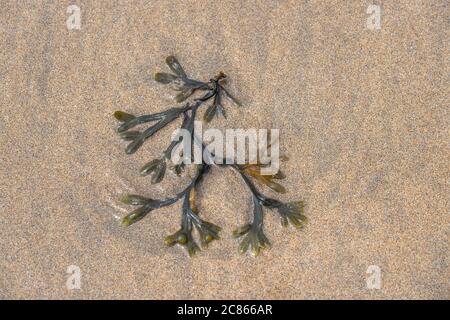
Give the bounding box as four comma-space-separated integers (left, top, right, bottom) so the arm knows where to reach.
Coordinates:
113, 56, 305, 257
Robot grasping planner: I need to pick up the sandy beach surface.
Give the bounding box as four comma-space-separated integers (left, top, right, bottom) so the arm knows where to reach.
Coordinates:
0, 0, 448, 299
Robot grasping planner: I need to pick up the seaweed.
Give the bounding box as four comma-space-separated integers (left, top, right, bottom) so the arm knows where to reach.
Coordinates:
113, 56, 306, 257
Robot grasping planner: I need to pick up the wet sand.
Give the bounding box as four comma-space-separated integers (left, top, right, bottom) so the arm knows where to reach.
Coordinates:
0, 0, 448, 299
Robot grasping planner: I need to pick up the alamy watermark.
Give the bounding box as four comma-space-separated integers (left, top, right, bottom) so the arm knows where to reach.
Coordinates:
66, 5, 81, 30
66, 265, 81, 290
366, 4, 381, 30
169, 121, 280, 175
366, 265, 382, 290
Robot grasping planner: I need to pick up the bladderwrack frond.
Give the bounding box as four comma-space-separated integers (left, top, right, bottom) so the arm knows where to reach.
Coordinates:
277, 201, 307, 228
232, 224, 252, 238
119, 130, 140, 141
165, 56, 188, 78
140, 157, 167, 184
237, 227, 271, 257
121, 205, 153, 226
114, 55, 305, 257
120, 194, 153, 206
194, 219, 221, 249
164, 228, 200, 257
154, 72, 177, 84
114, 111, 136, 122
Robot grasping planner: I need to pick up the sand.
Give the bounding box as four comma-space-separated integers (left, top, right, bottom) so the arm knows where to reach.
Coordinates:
0, 0, 448, 299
